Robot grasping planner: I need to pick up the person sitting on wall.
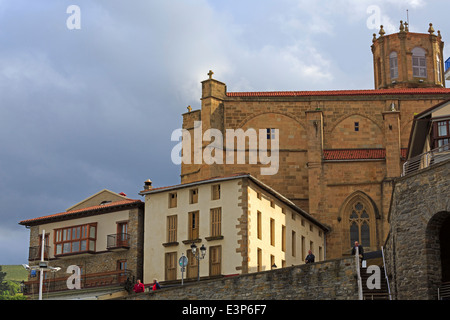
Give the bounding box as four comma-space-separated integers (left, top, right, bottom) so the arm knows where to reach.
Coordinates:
133, 279, 145, 293
152, 279, 161, 291
305, 250, 315, 264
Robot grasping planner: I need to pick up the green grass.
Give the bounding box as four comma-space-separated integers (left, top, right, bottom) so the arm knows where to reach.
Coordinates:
1, 265, 28, 282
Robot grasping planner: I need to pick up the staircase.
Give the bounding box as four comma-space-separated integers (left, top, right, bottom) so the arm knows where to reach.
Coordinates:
360, 265, 391, 300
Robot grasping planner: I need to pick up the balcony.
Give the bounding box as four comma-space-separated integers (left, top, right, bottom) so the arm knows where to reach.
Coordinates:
402, 144, 450, 176
22, 269, 132, 296
107, 233, 130, 251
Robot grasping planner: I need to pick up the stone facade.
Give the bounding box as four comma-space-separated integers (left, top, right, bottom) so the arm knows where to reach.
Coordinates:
180, 27, 450, 260
384, 159, 450, 300
122, 256, 359, 300
20, 191, 145, 298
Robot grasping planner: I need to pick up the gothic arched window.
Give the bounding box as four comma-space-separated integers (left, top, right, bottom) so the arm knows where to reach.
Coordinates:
349, 201, 371, 247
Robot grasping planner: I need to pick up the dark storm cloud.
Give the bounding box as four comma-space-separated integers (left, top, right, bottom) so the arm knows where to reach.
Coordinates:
0, 0, 448, 264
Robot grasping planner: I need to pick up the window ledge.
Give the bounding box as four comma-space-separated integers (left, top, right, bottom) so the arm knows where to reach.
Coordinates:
162, 241, 179, 247
205, 236, 224, 241
182, 238, 202, 245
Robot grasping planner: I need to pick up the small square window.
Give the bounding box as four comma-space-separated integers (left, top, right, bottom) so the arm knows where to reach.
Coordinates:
266, 128, 276, 140
354, 122, 359, 132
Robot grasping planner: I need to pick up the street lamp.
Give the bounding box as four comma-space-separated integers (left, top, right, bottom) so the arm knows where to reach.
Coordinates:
22, 229, 60, 300
190, 242, 206, 281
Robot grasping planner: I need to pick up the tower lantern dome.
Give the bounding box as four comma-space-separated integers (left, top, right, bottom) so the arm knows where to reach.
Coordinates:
371, 21, 445, 89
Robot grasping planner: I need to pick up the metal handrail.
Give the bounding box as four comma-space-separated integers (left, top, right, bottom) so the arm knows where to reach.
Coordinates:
355, 247, 363, 300
402, 144, 450, 176
438, 282, 450, 300
381, 246, 392, 300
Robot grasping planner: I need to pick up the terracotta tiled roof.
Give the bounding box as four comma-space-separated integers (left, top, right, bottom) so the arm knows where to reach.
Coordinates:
140, 172, 250, 194
226, 88, 450, 98
323, 149, 386, 160
19, 199, 143, 226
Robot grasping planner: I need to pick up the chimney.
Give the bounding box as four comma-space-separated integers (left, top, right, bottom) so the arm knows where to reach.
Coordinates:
144, 179, 152, 190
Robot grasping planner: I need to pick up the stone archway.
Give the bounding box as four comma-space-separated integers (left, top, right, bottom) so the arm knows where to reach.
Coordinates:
425, 211, 450, 297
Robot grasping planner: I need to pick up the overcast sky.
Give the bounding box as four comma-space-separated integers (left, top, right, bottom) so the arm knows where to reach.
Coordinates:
0, 0, 449, 265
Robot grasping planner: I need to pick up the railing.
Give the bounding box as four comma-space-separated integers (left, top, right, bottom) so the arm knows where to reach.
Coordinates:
402, 144, 450, 176
438, 282, 450, 300
107, 233, 130, 249
355, 247, 363, 300
23, 269, 132, 296
381, 246, 392, 300
28, 246, 51, 261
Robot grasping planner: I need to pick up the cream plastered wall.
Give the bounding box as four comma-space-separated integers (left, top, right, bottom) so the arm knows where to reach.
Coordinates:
36, 210, 131, 259
247, 182, 325, 273
143, 179, 244, 284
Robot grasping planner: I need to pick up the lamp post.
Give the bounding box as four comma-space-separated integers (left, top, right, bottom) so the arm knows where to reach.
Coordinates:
22, 229, 60, 300
190, 242, 206, 281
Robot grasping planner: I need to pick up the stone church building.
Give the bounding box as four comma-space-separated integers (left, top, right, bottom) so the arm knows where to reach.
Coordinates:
180, 22, 450, 260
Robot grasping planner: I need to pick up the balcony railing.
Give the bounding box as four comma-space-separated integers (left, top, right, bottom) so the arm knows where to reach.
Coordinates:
107, 233, 130, 250
402, 144, 450, 176
28, 246, 51, 261
23, 269, 132, 296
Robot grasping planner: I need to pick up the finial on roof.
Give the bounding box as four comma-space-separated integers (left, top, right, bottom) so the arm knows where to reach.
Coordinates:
208, 70, 214, 79
399, 20, 405, 32
437, 30, 442, 40
404, 21, 409, 32
428, 23, 435, 34
372, 33, 377, 43
379, 25, 385, 37
187, 105, 192, 112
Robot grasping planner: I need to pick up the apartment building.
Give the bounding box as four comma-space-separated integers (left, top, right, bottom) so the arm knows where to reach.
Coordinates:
140, 173, 328, 285
19, 189, 144, 299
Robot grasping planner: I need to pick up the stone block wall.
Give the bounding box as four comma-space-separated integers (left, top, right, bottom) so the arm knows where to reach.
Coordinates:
384, 159, 450, 300
122, 257, 359, 300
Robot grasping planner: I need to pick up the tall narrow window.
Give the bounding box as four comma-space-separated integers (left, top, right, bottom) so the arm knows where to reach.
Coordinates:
389, 51, 398, 79
437, 54, 442, 82
281, 225, 286, 252
257, 248, 262, 272
167, 215, 177, 243
169, 192, 177, 208
209, 246, 222, 276
292, 231, 296, 257
190, 188, 198, 204
188, 211, 199, 240
211, 184, 220, 200
349, 201, 371, 247
434, 120, 450, 149
210, 207, 222, 237
165, 252, 177, 281
270, 218, 275, 246
117, 222, 128, 247
257, 211, 262, 240
117, 260, 127, 282
186, 250, 198, 279
412, 47, 427, 78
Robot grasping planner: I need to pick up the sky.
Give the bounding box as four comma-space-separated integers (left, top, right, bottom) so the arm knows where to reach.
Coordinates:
0, 0, 449, 265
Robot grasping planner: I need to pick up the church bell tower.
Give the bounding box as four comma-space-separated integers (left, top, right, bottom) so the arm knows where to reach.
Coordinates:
371, 21, 445, 89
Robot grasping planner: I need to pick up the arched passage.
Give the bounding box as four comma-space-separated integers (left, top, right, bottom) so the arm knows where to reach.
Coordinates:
425, 211, 450, 297
440, 215, 450, 282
